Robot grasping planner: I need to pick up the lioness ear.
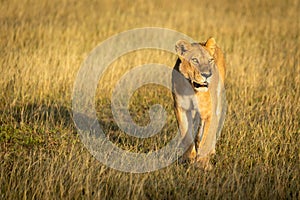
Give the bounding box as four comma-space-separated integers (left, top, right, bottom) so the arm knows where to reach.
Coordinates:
205, 37, 216, 56
175, 40, 191, 59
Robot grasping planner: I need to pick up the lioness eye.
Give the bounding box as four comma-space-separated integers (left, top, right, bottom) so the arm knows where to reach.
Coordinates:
191, 58, 198, 63
208, 58, 214, 64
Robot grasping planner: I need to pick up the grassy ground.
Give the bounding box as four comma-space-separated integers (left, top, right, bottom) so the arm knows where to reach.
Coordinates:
1, 0, 299, 199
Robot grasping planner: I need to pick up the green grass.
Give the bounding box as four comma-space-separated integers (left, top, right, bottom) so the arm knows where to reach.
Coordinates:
0, 0, 299, 199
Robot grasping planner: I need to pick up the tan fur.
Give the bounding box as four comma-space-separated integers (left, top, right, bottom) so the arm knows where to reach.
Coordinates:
202, 38, 226, 83
172, 38, 226, 170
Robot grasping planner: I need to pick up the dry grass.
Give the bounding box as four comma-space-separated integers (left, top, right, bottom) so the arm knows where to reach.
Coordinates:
0, 0, 299, 199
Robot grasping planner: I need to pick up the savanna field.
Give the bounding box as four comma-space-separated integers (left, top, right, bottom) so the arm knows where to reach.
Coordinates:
0, 0, 299, 199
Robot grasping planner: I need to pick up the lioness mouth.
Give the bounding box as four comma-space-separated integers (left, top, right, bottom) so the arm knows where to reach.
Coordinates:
192, 81, 208, 88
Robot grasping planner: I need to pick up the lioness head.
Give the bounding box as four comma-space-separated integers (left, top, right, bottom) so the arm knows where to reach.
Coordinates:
175, 38, 217, 92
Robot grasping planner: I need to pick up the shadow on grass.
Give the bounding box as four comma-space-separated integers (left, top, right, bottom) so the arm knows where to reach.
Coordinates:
0, 101, 78, 150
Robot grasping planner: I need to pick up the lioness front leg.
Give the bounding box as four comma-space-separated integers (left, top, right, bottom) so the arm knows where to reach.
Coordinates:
174, 106, 196, 163
195, 118, 205, 152
195, 116, 215, 170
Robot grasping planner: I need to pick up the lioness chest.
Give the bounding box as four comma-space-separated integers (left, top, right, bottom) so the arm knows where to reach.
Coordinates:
173, 85, 212, 120
195, 91, 212, 120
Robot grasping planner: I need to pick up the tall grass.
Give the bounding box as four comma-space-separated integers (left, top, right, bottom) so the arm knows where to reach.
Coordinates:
0, 0, 299, 199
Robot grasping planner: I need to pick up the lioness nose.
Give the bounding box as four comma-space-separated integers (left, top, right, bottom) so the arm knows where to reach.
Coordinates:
201, 71, 212, 79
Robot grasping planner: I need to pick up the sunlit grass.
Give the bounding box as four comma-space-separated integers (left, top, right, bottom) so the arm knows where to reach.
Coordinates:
0, 0, 299, 199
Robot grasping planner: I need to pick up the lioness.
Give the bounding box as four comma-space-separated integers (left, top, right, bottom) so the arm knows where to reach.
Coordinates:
172, 38, 226, 170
